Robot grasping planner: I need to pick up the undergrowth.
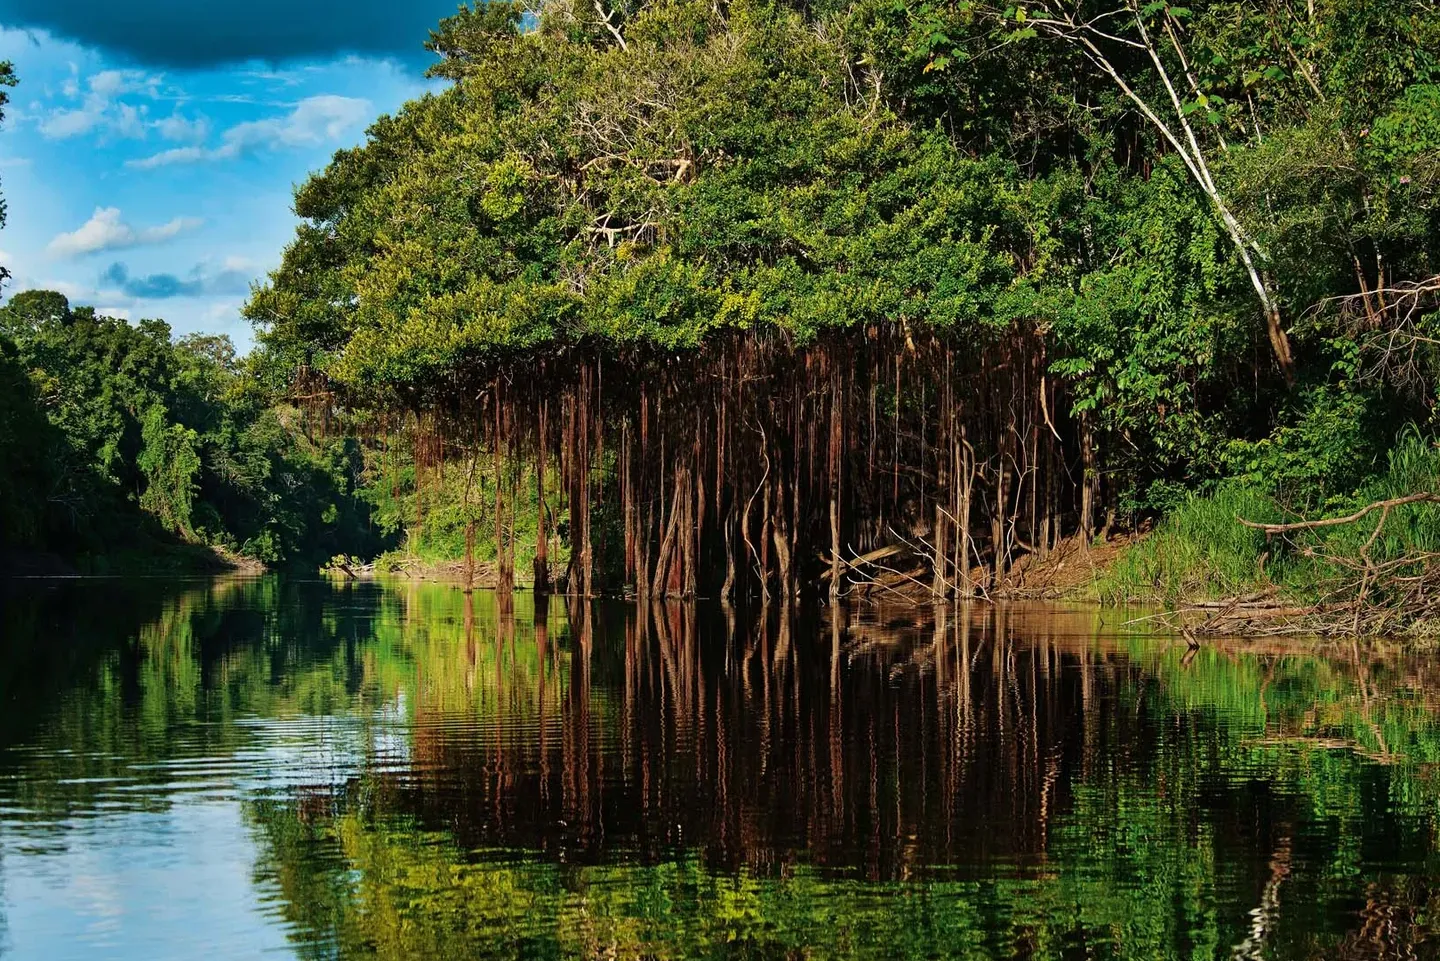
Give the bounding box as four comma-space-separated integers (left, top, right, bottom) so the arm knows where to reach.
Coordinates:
1098, 433, 1440, 618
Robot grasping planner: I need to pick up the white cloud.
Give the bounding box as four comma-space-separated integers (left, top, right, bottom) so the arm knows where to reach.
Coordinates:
39, 107, 103, 139
39, 68, 161, 142
221, 255, 262, 272
128, 94, 371, 169
46, 207, 203, 258
225, 95, 371, 150
155, 112, 210, 143
87, 70, 160, 101
41, 279, 99, 302
95, 307, 131, 321
22, 279, 135, 311
200, 301, 242, 325
131, 146, 206, 168
113, 102, 147, 139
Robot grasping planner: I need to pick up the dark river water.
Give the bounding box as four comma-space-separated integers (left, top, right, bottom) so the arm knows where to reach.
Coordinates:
0, 577, 1437, 959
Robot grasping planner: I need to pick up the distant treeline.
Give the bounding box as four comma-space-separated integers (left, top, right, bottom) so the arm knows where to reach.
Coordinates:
0, 291, 385, 570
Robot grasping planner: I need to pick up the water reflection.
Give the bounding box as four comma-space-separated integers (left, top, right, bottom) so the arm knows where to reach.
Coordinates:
0, 578, 1438, 959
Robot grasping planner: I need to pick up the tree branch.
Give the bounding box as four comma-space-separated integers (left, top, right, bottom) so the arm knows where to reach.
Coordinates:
1239, 493, 1440, 535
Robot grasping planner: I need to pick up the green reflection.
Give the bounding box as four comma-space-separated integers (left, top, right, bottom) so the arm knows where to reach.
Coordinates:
1, 582, 1439, 959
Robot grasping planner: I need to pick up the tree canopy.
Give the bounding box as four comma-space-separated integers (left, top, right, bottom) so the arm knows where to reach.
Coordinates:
241, 0, 1440, 597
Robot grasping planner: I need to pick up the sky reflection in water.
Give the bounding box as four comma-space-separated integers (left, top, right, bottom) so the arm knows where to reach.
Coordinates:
0, 577, 1437, 959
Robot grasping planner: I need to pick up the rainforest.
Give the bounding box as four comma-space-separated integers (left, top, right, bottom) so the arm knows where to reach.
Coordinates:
3, 0, 1440, 627
5, 3, 1440, 958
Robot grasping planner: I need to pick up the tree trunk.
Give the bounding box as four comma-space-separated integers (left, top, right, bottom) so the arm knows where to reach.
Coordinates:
534, 400, 550, 593
1080, 413, 1097, 547
652, 468, 684, 597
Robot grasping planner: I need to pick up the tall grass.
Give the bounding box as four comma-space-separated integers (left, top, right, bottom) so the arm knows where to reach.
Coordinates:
1097, 484, 1283, 604
1099, 433, 1440, 613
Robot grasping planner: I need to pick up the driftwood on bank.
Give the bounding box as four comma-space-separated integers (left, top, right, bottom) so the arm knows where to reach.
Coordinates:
1167, 492, 1440, 637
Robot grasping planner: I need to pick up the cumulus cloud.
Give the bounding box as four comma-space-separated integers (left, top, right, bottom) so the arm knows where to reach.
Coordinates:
38, 68, 160, 141
47, 207, 203, 258
100, 260, 255, 300
154, 112, 209, 143
0, 0, 454, 67
227, 95, 372, 149
128, 94, 371, 169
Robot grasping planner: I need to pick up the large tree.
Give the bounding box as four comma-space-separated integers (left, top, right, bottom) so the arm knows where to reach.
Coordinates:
248, 0, 1440, 595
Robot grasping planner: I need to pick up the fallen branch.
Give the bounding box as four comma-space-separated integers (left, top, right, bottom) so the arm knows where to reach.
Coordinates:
1239, 492, 1440, 534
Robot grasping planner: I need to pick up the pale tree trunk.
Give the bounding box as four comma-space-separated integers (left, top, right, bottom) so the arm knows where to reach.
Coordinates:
1026, 1, 1296, 385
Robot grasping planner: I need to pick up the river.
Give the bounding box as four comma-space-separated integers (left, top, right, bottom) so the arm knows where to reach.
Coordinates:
0, 577, 1436, 959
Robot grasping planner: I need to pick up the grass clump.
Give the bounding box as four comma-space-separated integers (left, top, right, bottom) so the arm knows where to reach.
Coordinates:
1099, 433, 1440, 620
1098, 484, 1283, 604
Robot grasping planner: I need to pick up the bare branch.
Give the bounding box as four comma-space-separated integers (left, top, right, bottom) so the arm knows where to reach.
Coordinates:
593, 0, 628, 51
1239, 493, 1440, 535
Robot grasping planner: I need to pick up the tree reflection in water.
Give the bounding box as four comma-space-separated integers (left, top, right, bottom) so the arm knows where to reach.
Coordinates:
2, 579, 1439, 959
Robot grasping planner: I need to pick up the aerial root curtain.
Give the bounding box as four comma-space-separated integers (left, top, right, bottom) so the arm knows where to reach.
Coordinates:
437, 325, 1099, 599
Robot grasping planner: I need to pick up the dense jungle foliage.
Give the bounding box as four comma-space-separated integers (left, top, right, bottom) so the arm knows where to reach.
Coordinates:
4, 0, 1440, 602
0, 290, 385, 569
242, 0, 1440, 606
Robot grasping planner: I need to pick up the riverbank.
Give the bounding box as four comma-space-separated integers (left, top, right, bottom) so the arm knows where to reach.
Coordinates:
325, 553, 531, 587
1086, 460, 1440, 638
0, 543, 267, 578
328, 464, 1440, 640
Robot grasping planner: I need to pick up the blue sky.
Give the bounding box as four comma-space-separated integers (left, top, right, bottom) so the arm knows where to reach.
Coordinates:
0, 1, 458, 349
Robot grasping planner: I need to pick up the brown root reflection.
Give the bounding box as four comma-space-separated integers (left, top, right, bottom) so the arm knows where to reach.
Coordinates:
243, 588, 1440, 958
370, 595, 1174, 881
